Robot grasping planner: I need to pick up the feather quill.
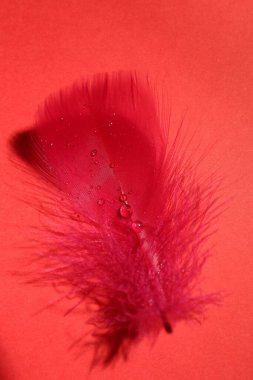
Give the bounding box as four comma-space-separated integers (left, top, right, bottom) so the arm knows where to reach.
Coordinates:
12, 72, 219, 366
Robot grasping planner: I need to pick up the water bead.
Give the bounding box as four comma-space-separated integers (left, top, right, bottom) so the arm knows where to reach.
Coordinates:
119, 194, 128, 202
97, 198, 105, 206
119, 204, 132, 218
90, 149, 97, 157
131, 221, 143, 233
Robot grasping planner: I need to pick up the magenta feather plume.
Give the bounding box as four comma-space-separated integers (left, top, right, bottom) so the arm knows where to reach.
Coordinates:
12, 72, 220, 366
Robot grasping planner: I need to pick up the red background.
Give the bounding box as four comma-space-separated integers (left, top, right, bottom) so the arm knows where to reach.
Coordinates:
0, 1, 253, 379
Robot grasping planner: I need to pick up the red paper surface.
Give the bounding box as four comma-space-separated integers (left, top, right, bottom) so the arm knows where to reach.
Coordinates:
0, 1, 252, 379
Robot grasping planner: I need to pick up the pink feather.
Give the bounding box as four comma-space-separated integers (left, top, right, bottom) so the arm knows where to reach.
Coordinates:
12, 72, 220, 366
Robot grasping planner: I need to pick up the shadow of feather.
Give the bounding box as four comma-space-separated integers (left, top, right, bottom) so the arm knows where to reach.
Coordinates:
9, 130, 33, 165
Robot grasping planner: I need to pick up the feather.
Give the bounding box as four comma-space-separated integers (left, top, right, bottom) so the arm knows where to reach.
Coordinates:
12, 72, 220, 366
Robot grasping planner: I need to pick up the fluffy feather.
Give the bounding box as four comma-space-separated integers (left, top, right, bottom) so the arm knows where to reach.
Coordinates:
12, 72, 219, 366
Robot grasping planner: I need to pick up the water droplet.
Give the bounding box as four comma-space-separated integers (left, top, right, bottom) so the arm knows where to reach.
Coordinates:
97, 198, 105, 206
94, 160, 99, 165
96, 185, 101, 190
119, 194, 127, 202
90, 149, 97, 157
108, 121, 113, 127
119, 204, 132, 218
109, 163, 115, 168
60, 116, 64, 121
132, 221, 143, 233
50, 143, 54, 147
